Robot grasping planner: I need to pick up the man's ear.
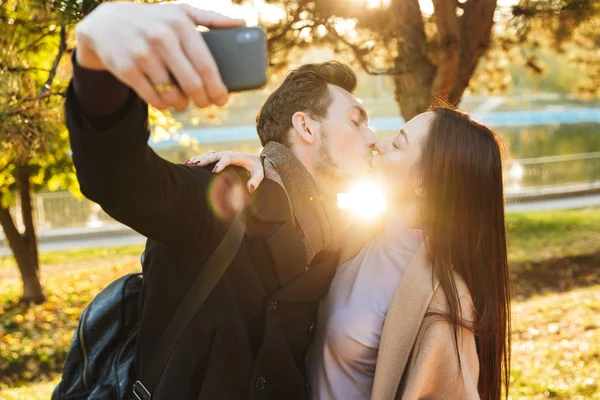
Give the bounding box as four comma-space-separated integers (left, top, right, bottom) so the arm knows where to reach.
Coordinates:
291, 111, 315, 145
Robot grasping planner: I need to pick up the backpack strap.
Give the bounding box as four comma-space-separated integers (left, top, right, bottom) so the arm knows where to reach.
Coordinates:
133, 212, 246, 399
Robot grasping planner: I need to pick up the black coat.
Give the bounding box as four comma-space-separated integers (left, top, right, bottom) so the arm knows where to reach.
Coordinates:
66, 89, 340, 400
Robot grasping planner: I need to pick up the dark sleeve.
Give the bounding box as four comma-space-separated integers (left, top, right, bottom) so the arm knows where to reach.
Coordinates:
65, 82, 243, 253
70, 51, 132, 130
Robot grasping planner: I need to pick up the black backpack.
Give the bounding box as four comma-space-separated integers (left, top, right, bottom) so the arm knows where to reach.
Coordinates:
52, 213, 245, 400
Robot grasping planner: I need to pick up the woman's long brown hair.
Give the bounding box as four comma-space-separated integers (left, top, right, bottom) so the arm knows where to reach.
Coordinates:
419, 107, 511, 399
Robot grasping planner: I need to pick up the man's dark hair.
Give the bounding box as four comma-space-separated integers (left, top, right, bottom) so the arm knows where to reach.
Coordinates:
256, 61, 358, 147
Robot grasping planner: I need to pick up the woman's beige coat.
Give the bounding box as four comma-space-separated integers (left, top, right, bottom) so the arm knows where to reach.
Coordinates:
368, 243, 481, 399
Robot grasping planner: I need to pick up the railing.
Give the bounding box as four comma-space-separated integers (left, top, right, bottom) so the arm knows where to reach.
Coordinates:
504, 152, 600, 195
1, 152, 599, 236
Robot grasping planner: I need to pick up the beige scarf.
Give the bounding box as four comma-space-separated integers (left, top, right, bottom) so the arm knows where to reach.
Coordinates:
261, 142, 341, 264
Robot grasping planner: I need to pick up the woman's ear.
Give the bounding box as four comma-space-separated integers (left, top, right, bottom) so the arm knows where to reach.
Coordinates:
291, 112, 315, 145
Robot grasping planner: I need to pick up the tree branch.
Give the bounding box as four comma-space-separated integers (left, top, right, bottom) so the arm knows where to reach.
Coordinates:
3, 66, 52, 73
0, 196, 24, 251
267, 13, 299, 44
17, 29, 55, 53
0, 14, 46, 28
325, 22, 407, 75
512, 0, 590, 18
0, 92, 67, 119
40, 26, 67, 97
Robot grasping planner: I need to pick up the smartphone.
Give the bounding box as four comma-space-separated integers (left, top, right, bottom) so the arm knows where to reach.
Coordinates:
201, 26, 268, 92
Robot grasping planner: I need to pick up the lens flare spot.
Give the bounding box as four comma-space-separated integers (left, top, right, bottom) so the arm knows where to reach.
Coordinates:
337, 180, 388, 219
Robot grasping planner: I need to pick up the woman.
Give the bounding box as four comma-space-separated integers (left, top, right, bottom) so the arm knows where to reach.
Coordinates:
187, 107, 511, 400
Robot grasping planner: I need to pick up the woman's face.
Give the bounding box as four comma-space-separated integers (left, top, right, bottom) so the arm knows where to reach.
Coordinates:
372, 112, 435, 200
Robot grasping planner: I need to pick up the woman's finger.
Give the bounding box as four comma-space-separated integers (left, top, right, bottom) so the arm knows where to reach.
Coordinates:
187, 150, 263, 193
186, 151, 218, 166
213, 153, 260, 173
246, 163, 264, 193
213, 155, 233, 173
185, 156, 199, 165
215, 153, 264, 192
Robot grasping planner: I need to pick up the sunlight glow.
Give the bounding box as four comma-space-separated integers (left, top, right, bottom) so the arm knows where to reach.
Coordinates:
364, 0, 391, 9
510, 162, 524, 182
176, 0, 284, 26
178, 0, 519, 29
338, 180, 388, 219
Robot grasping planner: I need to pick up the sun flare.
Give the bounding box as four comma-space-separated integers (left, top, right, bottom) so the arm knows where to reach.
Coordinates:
337, 180, 388, 219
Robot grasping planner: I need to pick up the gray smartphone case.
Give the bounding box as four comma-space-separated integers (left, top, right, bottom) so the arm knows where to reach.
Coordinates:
201, 26, 268, 92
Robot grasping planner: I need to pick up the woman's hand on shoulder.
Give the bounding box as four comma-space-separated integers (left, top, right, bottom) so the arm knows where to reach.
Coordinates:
186, 150, 264, 193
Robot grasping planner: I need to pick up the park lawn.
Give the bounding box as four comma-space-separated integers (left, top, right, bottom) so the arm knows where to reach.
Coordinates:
0, 377, 60, 400
0, 207, 599, 398
506, 208, 600, 264
1, 275, 598, 399
0, 262, 141, 391
510, 286, 600, 399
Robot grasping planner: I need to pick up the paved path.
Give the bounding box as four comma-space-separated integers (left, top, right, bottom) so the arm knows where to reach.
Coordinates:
0, 233, 145, 257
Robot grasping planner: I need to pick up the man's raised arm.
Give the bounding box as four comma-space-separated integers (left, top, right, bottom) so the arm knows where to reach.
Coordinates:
67, 2, 245, 252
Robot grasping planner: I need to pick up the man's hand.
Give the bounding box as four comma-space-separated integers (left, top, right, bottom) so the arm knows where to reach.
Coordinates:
75, 2, 244, 111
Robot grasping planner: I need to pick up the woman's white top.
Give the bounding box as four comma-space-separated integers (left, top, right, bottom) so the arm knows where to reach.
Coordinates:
307, 219, 423, 399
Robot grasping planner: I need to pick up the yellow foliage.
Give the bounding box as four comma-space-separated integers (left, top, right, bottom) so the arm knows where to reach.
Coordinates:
0, 262, 140, 390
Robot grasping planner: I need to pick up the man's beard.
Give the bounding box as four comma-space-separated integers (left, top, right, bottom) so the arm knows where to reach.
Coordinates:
314, 125, 345, 191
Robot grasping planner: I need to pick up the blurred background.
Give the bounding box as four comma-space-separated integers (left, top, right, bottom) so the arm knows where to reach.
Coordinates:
0, 0, 599, 398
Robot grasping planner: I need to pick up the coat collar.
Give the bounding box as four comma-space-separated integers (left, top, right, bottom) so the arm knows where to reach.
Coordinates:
370, 242, 440, 399
247, 178, 339, 302
261, 142, 342, 264
247, 178, 294, 223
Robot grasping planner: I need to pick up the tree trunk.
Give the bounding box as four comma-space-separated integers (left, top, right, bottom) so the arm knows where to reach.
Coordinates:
449, 0, 497, 104
389, 0, 497, 120
390, 0, 437, 121
393, 71, 436, 121
18, 167, 40, 272
0, 169, 45, 304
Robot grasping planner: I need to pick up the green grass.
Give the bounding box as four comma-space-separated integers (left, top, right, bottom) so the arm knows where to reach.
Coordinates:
506, 208, 600, 264
0, 245, 144, 271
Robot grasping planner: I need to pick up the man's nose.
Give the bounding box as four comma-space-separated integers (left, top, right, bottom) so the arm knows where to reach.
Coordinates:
374, 141, 386, 155
365, 127, 378, 149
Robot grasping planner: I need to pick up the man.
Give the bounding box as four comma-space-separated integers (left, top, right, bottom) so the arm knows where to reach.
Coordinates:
67, 2, 376, 399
